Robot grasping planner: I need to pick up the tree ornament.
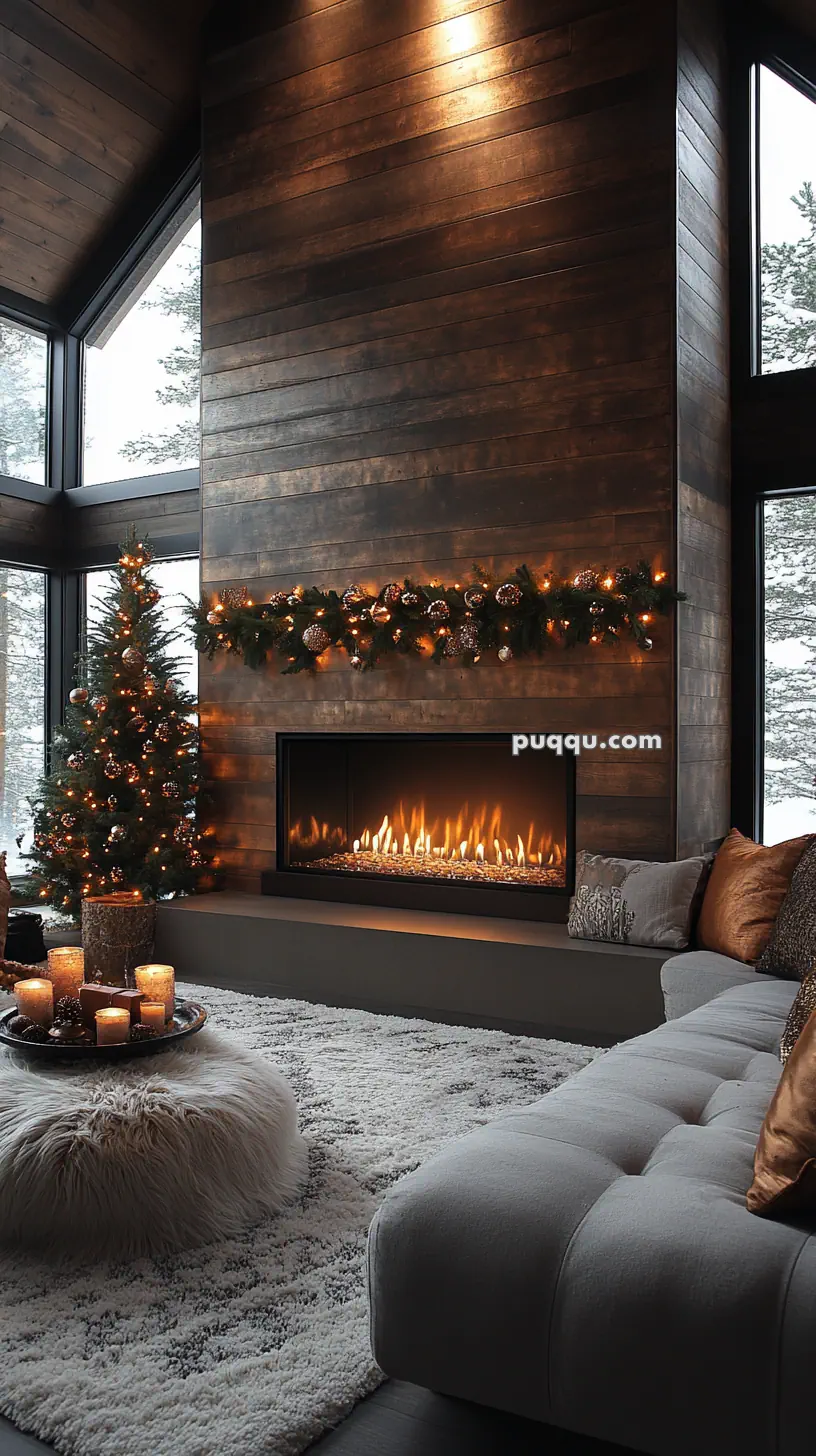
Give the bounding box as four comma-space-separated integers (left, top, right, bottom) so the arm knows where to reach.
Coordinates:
206, 611, 221, 626
61, 813, 77, 829
342, 584, 367, 609
173, 821, 192, 842
268, 591, 288, 610
495, 582, 522, 608
125, 764, 140, 785
642, 637, 653, 651
445, 622, 480, 657
350, 654, 364, 670
104, 755, 123, 779
154, 720, 172, 742
371, 603, 391, 625
91, 695, 108, 714
109, 866, 125, 884
220, 586, 249, 609
69, 687, 89, 706
143, 674, 158, 693
162, 781, 181, 798
129, 713, 148, 734
400, 589, 421, 608
498, 644, 514, 663
381, 583, 403, 606
108, 824, 127, 843
143, 588, 160, 609
121, 646, 146, 670
55, 995, 83, 1024
106, 796, 118, 811
66, 752, 86, 771
426, 598, 450, 623
143, 740, 156, 755
614, 567, 634, 590
463, 588, 485, 610
302, 623, 332, 654
573, 569, 597, 592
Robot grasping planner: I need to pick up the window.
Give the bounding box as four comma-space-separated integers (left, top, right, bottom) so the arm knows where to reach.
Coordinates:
758, 65, 816, 374
0, 319, 47, 485
0, 567, 46, 873
82, 218, 201, 487
763, 495, 816, 843
84, 556, 199, 698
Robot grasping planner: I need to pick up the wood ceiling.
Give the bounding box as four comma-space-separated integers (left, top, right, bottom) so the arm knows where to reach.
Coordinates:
0, 0, 211, 308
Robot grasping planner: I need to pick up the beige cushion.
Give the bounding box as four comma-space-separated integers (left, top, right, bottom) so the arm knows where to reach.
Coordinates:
568, 849, 710, 949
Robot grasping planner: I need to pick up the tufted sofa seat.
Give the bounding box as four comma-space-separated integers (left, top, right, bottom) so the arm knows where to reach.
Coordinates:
368, 979, 816, 1456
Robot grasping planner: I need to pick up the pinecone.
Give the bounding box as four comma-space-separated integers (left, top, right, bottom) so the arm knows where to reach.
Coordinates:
130, 1023, 157, 1042
7, 1014, 34, 1037
55, 995, 84, 1025
20, 1024, 49, 1043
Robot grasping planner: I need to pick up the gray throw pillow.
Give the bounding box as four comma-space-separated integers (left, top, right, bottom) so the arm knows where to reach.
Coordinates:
756, 838, 816, 981
568, 850, 711, 949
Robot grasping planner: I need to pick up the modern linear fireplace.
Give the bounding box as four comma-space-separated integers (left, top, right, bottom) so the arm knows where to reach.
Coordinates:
262, 734, 575, 922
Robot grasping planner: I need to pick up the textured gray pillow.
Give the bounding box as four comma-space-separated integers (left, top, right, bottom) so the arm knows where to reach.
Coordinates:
757, 838, 816, 981
568, 850, 711, 949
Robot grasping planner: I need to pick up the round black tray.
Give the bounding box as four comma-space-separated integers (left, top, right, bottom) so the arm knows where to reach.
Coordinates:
0, 1000, 207, 1062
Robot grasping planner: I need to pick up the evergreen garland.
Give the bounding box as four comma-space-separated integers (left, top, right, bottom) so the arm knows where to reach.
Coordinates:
28, 529, 213, 918
190, 562, 683, 674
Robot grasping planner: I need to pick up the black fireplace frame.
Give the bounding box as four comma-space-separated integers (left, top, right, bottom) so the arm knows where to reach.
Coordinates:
262, 732, 576, 923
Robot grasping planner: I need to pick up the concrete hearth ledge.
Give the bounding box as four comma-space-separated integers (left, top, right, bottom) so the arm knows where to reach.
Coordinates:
156, 895, 670, 1045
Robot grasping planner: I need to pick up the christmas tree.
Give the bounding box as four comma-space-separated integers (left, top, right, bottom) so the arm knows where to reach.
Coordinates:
29, 529, 210, 917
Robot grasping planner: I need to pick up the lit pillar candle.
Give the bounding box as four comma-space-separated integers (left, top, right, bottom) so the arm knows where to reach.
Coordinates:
134, 964, 175, 1021
46, 947, 85, 1003
15, 979, 54, 1027
95, 1008, 131, 1045
140, 1001, 168, 1033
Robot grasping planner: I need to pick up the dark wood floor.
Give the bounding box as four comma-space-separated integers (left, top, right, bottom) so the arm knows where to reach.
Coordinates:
0, 1380, 627, 1454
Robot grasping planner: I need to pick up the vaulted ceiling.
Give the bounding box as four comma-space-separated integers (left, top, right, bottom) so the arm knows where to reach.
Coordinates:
0, 0, 211, 307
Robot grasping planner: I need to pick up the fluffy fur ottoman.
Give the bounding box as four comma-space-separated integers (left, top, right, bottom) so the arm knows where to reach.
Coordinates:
0, 1029, 307, 1259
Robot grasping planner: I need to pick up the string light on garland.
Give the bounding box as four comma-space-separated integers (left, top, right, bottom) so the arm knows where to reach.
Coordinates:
189, 561, 683, 675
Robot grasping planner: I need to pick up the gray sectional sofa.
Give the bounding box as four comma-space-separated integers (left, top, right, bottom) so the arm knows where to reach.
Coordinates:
367, 951, 813, 1456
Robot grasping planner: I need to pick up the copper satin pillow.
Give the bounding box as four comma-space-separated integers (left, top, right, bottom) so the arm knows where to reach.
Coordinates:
696, 829, 811, 965
748, 1006, 816, 1216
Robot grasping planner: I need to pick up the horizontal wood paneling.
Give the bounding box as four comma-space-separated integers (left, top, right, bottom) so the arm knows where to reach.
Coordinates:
675, 0, 730, 858
0, 0, 211, 304
201, 0, 681, 888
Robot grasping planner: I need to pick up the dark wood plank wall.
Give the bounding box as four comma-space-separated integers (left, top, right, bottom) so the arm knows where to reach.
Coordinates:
199, 0, 680, 889
0, 0, 210, 304
675, 0, 731, 857
64, 488, 201, 568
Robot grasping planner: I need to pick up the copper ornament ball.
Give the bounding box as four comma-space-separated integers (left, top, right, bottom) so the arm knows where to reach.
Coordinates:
400, 589, 421, 608
426, 598, 450, 623
66, 751, 86, 770
69, 687, 89, 706
463, 588, 485, 610
494, 582, 522, 608
121, 646, 146, 670
498, 644, 514, 663
302, 623, 332, 654
573, 569, 597, 593
206, 611, 220, 626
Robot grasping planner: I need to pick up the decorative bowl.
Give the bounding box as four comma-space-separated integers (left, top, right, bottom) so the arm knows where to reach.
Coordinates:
0, 1000, 207, 1062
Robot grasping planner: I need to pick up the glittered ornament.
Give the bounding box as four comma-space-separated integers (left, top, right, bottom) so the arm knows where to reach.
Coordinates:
342, 584, 367, 609
573, 569, 597, 593
220, 586, 249, 609
400, 589, 421, 608
302, 623, 332, 654
108, 824, 127, 843
104, 755, 122, 780
69, 687, 88, 706
143, 740, 155, 755
91, 695, 108, 714
173, 821, 192, 842
121, 646, 146, 670
61, 813, 77, 829
426, 598, 450, 623
381, 583, 403, 606
268, 591, 288, 610
66, 752, 86, 771
495, 582, 522, 608
109, 867, 125, 885
498, 644, 514, 663
614, 567, 634, 590
445, 622, 480, 657
206, 611, 221, 626
463, 588, 485, 610
371, 603, 391, 625
143, 674, 158, 694
154, 720, 172, 742
129, 713, 148, 734
162, 781, 181, 799
642, 637, 653, 651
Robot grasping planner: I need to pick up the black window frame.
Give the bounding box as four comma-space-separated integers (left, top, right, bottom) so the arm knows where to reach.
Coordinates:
730, 7, 816, 840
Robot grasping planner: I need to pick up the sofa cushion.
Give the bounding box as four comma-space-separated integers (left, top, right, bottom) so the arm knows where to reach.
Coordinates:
368, 980, 813, 1456
661, 949, 776, 1021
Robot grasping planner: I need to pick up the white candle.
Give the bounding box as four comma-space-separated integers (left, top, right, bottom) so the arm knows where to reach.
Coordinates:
95, 1008, 131, 1045
46, 947, 85, 1003
15, 979, 54, 1027
140, 1001, 168, 1033
134, 964, 175, 1021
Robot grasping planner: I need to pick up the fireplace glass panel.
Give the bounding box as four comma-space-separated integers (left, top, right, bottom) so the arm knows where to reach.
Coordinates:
278, 734, 573, 895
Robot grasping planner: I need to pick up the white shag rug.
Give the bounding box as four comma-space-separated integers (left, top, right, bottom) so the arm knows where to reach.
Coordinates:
0, 982, 600, 1456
